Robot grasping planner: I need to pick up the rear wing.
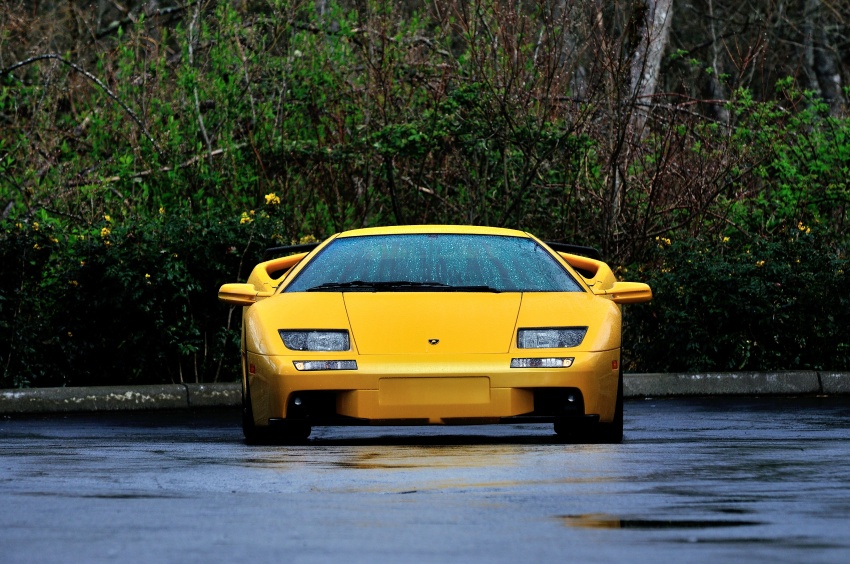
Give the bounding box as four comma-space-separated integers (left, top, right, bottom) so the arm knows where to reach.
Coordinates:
544, 242, 651, 303
543, 242, 602, 261
262, 242, 321, 260
243, 242, 323, 296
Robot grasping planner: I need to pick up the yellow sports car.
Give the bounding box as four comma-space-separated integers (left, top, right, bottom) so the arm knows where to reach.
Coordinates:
218, 225, 651, 444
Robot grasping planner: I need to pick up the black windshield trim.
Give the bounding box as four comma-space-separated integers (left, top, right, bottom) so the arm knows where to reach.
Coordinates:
307, 280, 502, 293
283, 233, 585, 294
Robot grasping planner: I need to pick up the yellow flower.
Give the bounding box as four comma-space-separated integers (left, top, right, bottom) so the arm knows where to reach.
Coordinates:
265, 193, 281, 205
100, 227, 111, 238
145, 273, 151, 279
756, 260, 765, 267
50, 237, 59, 244
240, 212, 253, 225
299, 234, 318, 244
69, 280, 79, 287
15, 222, 22, 230
104, 215, 112, 223
159, 207, 165, 215
67, 331, 73, 337
32, 222, 39, 231
722, 236, 730, 243
33, 243, 40, 250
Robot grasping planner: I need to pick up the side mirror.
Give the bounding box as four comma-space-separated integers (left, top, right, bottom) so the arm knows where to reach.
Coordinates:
218, 283, 273, 307
603, 282, 653, 304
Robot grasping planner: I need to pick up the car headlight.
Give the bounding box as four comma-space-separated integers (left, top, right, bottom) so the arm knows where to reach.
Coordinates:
517, 327, 587, 348
279, 330, 350, 351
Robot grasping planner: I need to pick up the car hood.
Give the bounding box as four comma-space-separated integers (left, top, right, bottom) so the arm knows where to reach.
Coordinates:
343, 293, 521, 354
245, 291, 621, 355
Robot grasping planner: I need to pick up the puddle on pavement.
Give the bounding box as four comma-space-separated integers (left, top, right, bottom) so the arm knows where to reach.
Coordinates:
560, 514, 762, 530
328, 446, 522, 470
18, 491, 184, 500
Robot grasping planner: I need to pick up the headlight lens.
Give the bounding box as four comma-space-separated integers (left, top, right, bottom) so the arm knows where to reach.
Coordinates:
279, 330, 350, 351
517, 327, 587, 349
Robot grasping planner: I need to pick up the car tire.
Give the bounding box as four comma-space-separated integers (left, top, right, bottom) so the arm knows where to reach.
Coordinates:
243, 379, 312, 445
554, 369, 623, 444
272, 421, 312, 444
242, 378, 268, 445
593, 368, 624, 444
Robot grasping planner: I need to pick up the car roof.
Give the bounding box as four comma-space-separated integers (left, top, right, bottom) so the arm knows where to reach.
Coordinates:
334, 225, 532, 239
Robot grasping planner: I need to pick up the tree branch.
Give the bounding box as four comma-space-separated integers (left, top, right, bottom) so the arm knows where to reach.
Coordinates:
1, 54, 163, 157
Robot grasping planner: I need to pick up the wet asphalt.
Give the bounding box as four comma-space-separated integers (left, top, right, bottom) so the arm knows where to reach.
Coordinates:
1, 397, 849, 563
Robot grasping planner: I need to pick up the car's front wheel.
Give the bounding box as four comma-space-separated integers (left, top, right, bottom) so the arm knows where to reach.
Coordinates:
243, 380, 311, 445
554, 370, 623, 444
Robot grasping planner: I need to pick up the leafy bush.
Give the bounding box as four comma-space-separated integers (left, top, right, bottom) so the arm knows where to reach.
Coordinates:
2, 2, 849, 387
0, 205, 294, 388
624, 224, 849, 373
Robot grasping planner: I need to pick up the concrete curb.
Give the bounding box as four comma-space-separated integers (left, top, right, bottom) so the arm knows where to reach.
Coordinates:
1, 373, 848, 414
623, 371, 828, 398
0, 383, 241, 414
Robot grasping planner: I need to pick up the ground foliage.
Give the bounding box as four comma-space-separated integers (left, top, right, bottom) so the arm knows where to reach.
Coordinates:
0, 1, 848, 386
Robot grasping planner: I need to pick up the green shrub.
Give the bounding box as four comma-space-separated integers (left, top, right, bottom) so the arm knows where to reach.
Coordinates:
2, 2, 850, 387
0, 205, 295, 388
624, 224, 849, 372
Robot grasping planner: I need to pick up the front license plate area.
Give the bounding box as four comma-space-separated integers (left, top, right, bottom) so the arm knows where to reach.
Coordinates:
378, 377, 490, 406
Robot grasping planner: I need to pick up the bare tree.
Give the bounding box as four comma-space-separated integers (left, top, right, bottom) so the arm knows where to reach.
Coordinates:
803, 0, 844, 114
629, 0, 673, 135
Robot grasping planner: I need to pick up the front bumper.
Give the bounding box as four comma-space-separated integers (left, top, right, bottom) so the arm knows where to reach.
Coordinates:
246, 350, 620, 426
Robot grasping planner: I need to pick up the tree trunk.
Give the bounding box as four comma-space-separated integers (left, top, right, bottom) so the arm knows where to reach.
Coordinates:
804, 0, 844, 115
704, 0, 729, 124
629, 0, 674, 135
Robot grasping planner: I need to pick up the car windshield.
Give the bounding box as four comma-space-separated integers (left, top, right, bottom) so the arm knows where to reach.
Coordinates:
284, 234, 584, 293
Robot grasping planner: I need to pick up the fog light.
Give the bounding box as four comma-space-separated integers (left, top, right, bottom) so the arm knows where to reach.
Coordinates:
510, 357, 574, 368
567, 394, 575, 403
294, 397, 302, 406
293, 360, 358, 371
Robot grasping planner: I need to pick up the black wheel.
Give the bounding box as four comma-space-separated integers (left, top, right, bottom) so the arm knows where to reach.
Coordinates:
593, 369, 624, 444
243, 379, 311, 445
271, 421, 312, 444
554, 370, 623, 444
242, 378, 269, 445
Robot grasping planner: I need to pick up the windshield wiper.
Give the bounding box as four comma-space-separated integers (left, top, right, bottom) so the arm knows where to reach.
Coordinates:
306, 280, 501, 292
306, 280, 379, 291
376, 281, 452, 290
443, 285, 502, 293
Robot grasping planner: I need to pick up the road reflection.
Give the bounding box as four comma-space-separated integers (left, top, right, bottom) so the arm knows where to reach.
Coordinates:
560, 513, 762, 530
